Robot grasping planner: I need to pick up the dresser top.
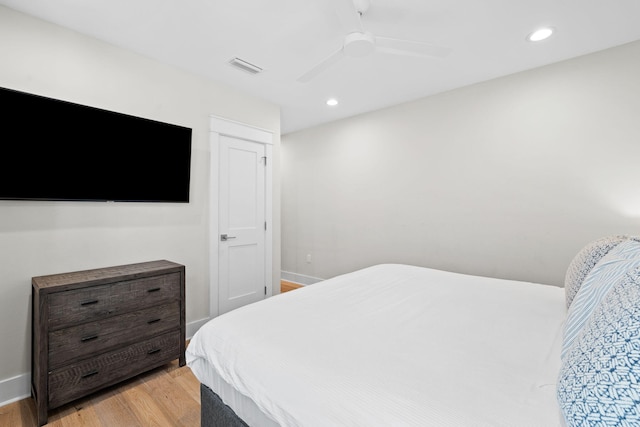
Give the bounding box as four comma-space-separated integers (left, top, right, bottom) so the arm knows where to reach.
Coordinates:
32, 260, 184, 291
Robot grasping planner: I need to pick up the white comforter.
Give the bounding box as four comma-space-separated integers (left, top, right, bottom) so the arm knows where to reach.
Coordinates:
187, 264, 566, 427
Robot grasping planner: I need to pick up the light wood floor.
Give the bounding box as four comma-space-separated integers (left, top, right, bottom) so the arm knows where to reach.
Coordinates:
0, 281, 304, 427
0, 358, 200, 427
280, 280, 303, 293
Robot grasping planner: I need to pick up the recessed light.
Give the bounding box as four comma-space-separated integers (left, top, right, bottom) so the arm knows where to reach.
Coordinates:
527, 27, 554, 42
326, 98, 339, 106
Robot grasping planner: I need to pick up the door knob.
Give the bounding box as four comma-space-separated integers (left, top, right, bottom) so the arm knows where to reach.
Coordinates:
220, 234, 236, 241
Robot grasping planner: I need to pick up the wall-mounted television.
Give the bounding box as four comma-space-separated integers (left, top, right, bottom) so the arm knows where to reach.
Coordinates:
0, 86, 192, 203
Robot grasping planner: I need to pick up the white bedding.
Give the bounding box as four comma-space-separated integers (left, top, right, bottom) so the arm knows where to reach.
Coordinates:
187, 264, 566, 427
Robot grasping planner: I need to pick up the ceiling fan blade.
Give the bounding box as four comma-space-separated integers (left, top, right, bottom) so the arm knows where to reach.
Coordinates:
332, 0, 363, 33
297, 48, 345, 83
375, 36, 452, 59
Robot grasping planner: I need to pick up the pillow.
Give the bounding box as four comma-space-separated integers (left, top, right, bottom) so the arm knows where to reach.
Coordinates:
557, 267, 640, 427
564, 235, 628, 309
561, 239, 640, 359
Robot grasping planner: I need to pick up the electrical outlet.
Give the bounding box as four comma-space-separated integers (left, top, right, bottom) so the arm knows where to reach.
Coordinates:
306, 254, 312, 263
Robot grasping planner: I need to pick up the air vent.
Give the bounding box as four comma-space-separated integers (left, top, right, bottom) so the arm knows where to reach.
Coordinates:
228, 57, 263, 75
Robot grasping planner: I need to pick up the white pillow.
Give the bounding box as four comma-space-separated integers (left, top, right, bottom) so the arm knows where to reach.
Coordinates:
561, 239, 640, 359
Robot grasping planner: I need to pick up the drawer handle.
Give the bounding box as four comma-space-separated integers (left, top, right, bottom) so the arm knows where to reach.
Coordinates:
147, 318, 162, 325
81, 370, 99, 379
81, 334, 99, 342
80, 299, 99, 306
147, 348, 162, 355
147, 288, 161, 293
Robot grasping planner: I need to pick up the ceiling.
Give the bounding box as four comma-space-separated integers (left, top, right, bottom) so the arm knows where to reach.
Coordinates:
2, 0, 640, 134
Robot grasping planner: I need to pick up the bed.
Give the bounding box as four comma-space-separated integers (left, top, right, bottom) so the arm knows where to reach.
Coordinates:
187, 235, 640, 426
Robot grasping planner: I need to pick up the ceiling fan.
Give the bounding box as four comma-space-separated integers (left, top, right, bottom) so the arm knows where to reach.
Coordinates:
297, 0, 452, 83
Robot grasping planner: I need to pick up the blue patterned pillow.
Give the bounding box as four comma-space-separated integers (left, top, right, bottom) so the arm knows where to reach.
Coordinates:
561, 239, 640, 360
557, 267, 640, 426
564, 235, 628, 309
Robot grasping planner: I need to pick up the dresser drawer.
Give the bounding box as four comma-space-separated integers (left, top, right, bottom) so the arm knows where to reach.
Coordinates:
48, 273, 181, 330
48, 330, 180, 408
48, 301, 180, 368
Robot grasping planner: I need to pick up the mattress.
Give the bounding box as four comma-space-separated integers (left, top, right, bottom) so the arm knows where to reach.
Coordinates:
187, 264, 566, 427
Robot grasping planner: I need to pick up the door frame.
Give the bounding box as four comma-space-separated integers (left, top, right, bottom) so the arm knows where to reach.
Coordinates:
209, 115, 273, 319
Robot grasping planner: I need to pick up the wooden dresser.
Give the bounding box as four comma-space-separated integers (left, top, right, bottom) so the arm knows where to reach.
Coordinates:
31, 260, 186, 426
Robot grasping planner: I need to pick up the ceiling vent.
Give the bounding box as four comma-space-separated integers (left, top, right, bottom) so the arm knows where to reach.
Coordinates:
228, 57, 263, 75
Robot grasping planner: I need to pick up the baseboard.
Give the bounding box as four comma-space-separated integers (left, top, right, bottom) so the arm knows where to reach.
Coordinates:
0, 373, 30, 408
281, 271, 323, 286
0, 318, 211, 408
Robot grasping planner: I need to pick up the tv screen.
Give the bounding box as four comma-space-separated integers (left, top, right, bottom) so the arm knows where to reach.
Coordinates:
0, 87, 192, 202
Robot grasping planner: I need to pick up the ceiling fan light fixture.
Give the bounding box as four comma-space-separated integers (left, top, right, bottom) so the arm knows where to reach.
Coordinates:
527, 27, 554, 42
344, 31, 376, 57
296, 0, 452, 83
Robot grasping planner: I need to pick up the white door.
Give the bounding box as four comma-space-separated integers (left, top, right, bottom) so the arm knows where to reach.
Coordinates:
218, 135, 266, 314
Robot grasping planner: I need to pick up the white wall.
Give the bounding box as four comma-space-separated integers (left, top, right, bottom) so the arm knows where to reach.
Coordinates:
0, 5, 280, 397
282, 40, 640, 287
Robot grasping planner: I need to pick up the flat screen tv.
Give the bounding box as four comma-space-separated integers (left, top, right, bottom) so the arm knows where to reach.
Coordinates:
0, 86, 192, 202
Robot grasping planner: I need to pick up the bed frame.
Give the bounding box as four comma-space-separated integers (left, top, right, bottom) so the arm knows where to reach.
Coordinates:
200, 383, 249, 427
